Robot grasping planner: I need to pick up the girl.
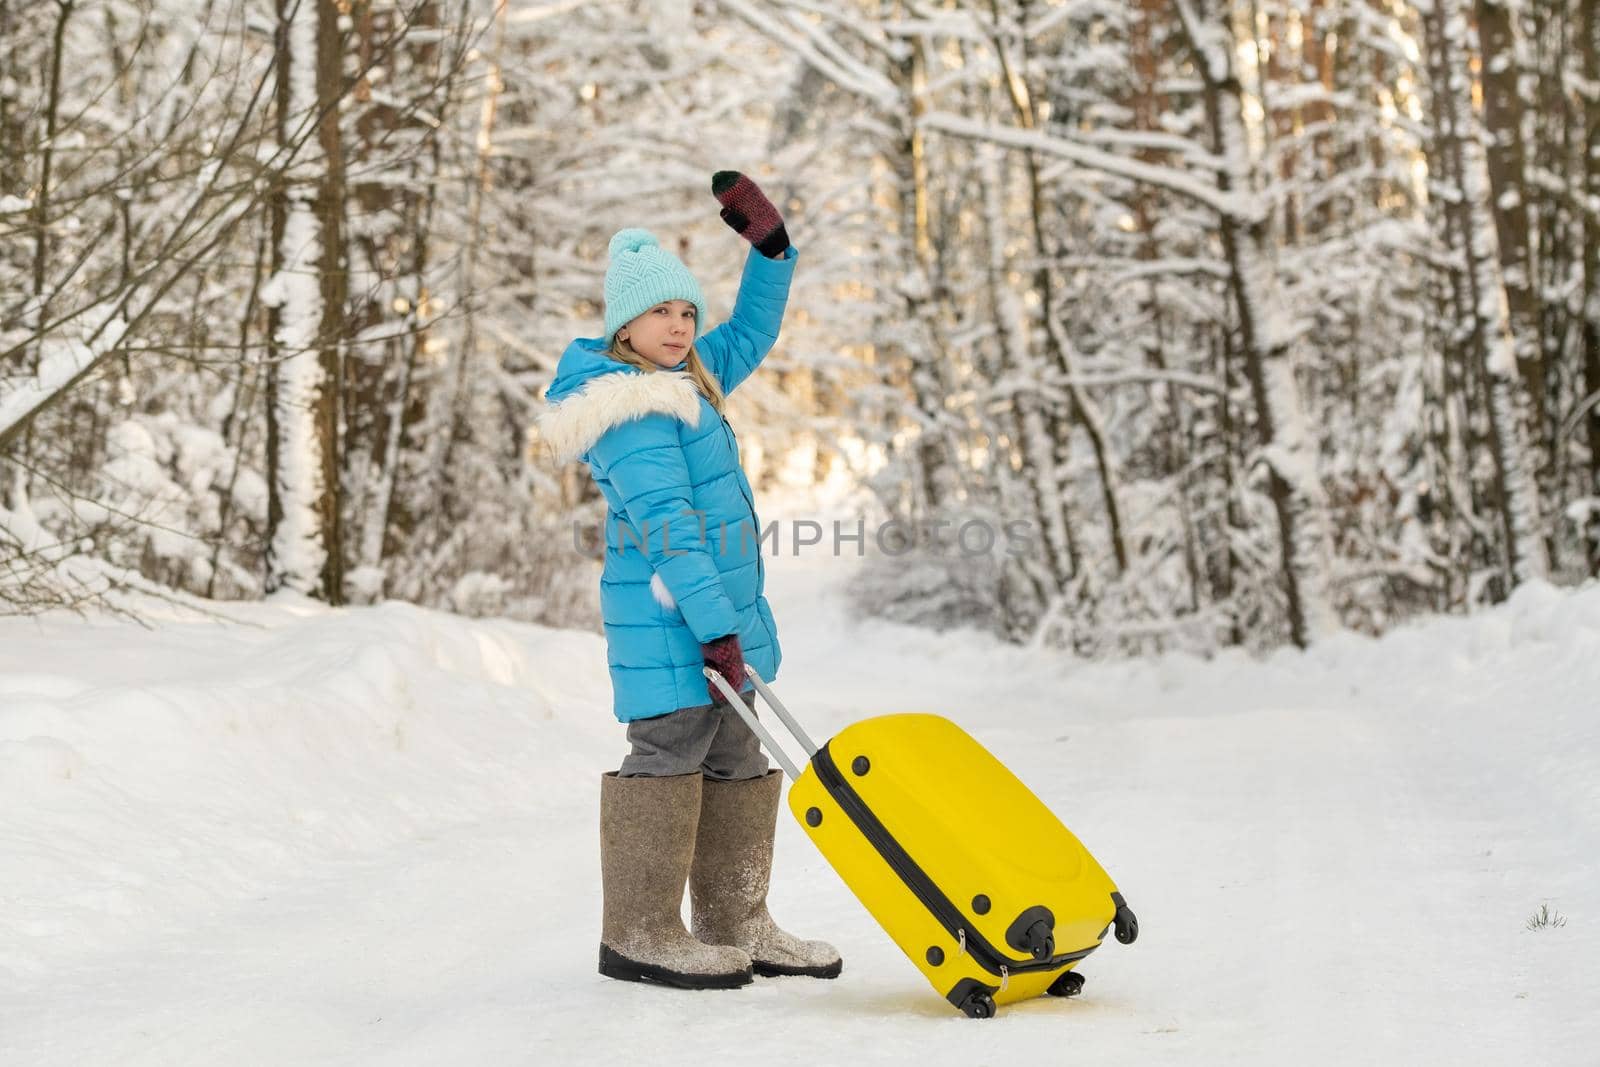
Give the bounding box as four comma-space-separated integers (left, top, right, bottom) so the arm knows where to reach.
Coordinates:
537, 172, 842, 990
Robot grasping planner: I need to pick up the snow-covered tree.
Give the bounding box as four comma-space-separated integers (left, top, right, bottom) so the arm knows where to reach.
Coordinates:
262, 0, 345, 600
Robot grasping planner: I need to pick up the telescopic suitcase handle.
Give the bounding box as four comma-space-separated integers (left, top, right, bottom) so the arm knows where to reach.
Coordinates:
703, 665, 818, 781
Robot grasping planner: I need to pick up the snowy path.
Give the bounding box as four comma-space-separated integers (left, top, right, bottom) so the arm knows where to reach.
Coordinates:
3, 507, 1597, 1064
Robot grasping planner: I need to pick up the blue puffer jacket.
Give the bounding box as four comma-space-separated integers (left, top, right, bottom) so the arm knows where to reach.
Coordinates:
538, 244, 798, 722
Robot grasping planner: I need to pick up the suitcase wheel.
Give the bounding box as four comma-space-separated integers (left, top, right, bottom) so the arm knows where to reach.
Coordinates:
948, 979, 998, 1019
1023, 920, 1054, 961
1005, 907, 1056, 961
1112, 893, 1139, 945
957, 990, 996, 1019
1046, 970, 1085, 998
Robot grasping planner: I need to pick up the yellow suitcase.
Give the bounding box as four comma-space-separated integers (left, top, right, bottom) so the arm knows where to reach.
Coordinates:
706, 667, 1138, 1019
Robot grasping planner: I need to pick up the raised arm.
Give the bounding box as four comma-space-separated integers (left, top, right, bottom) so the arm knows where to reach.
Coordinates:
695, 243, 799, 397
696, 170, 798, 396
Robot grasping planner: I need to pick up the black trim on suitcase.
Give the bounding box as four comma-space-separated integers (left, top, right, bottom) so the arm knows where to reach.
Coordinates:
812, 742, 1101, 979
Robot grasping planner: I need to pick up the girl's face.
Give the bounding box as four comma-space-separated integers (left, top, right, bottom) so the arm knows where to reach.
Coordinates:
617, 300, 697, 368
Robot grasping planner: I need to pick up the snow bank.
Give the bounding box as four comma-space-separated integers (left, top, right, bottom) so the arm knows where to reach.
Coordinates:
0, 600, 609, 982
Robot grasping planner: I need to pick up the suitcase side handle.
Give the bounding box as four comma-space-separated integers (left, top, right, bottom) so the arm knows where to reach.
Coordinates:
702, 664, 817, 781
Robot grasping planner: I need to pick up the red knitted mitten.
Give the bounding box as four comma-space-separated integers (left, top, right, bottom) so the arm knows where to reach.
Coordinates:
701, 633, 748, 705
711, 171, 790, 259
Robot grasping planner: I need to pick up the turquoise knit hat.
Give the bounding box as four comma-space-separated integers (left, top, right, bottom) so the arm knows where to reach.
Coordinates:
603, 228, 707, 344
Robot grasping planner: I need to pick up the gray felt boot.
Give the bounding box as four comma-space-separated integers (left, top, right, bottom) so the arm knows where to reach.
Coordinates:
689, 770, 843, 979
598, 771, 754, 989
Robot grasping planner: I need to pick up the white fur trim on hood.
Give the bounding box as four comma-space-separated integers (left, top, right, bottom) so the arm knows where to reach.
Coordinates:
649, 573, 677, 611
537, 370, 702, 464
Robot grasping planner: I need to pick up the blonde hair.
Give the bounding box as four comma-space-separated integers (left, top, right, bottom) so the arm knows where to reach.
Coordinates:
608, 335, 726, 416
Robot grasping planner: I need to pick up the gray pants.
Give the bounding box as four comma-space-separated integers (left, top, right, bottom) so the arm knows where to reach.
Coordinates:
618, 689, 769, 781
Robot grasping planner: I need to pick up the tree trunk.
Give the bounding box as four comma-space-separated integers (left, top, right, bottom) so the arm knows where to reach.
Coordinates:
1131, 0, 1203, 612
264, 0, 345, 602
7, 0, 75, 502
24, 0, 73, 376
1583, 0, 1600, 574
1417, 0, 1494, 600
346, 0, 450, 579
979, 145, 1077, 618
1474, 0, 1545, 442
209, 223, 270, 598
1175, 0, 1338, 648
886, 13, 962, 516
1427, 0, 1549, 588
996, 0, 1130, 576
0, 0, 20, 199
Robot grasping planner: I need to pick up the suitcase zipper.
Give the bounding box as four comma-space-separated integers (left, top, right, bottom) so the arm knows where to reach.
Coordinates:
812, 743, 1098, 978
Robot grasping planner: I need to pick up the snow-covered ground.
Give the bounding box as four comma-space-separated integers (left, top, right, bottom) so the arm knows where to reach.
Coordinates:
3, 485, 1597, 1065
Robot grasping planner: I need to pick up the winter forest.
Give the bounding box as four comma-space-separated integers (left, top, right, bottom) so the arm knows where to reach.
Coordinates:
4, 0, 1599, 656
